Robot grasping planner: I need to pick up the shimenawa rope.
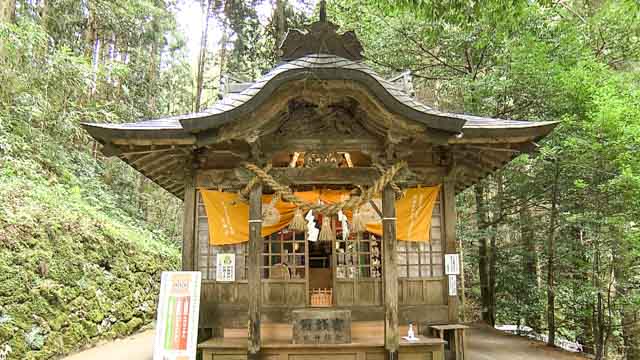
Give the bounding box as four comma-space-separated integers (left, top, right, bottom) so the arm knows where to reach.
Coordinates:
240, 161, 407, 215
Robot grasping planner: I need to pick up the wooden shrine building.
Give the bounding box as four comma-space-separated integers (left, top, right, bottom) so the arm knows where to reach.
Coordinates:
82, 8, 557, 360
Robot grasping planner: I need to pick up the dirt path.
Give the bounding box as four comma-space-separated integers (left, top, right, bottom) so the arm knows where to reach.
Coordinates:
62, 330, 154, 360
467, 324, 588, 360
62, 325, 588, 360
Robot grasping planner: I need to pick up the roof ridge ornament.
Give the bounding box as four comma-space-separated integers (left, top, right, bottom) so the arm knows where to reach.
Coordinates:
319, 0, 327, 22
279, 0, 363, 61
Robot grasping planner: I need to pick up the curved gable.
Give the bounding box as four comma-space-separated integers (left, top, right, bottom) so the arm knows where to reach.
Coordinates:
179, 54, 466, 134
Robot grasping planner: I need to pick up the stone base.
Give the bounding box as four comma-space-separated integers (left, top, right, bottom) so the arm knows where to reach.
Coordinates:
291, 309, 351, 344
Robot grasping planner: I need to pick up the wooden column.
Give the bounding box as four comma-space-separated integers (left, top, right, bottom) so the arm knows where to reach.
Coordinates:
181, 167, 196, 271
443, 176, 459, 323
247, 183, 263, 359
382, 185, 399, 360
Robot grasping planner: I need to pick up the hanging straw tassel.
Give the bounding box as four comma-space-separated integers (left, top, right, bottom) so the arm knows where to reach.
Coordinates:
352, 208, 366, 233
318, 215, 335, 242
289, 208, 307, 232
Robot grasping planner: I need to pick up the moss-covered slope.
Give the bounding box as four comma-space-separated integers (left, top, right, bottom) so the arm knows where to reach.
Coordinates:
0, 175, 179, 359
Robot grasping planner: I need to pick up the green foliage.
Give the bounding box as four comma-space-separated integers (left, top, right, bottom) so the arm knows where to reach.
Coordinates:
0, 1, 191, 357
332, 0, 640, 356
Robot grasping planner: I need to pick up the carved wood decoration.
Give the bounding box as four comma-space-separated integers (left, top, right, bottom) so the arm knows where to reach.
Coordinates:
276, 99, 371, 140
213, 80, 428, 149
280, 21, 364, 61
300, 152, 343, 168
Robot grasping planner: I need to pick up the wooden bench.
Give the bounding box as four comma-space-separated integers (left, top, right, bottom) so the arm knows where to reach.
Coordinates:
429, 324, 468, 360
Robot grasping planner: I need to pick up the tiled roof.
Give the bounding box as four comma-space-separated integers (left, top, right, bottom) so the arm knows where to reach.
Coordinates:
81, 52, 558, 173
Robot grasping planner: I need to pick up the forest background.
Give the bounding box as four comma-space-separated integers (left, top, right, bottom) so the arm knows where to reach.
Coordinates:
0, 0, 639, 359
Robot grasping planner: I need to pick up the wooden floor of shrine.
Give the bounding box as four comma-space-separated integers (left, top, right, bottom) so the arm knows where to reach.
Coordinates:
199, 321, 447, 360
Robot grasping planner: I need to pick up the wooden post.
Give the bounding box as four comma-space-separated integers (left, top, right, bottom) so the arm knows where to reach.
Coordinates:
182, 167, 196, 271
382, 185, 399, 360
443, 177, 459, 323
459, 236, 466, 323
247, 183, 263, 359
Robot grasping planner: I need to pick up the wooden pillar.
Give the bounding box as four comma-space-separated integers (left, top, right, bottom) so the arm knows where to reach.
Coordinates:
247, 183, 263, 359
181, 167, 196, 271
443, 176, 459, 323
382, 185, 399, 360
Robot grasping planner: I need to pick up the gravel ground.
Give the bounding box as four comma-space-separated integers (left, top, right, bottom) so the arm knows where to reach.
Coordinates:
62, 324, 590, 360
62, 330, 154, 360
467, 324, 589, 360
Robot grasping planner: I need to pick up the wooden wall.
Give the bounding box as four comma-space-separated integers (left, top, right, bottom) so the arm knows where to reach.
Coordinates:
195, 190, 450, 329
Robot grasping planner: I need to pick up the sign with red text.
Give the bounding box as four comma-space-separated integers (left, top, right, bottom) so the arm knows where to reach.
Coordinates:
153, 272, 201, 360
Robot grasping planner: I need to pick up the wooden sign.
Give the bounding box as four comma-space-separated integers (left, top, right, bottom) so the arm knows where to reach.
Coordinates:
448, 275, 457, 296
153, 271, 202, 360
216, 253, 235, 282
445, 254, 460, 275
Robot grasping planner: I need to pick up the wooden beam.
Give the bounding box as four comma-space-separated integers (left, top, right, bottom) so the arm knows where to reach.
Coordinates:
167, 182, 184, 194
129, 152, 159, 167
247, 183, 262, 359
383, 185, 399, 359
443, 176, 459, 323
120, 145, 186, 156
181, 166, 197, 271
139, 153, 183, 172
457, 150, 504, 170
100, 142, 121, 157
147, 157, 184, 177
478, 151, 514, 167
112, 137, 196, 146
262, 137, 383, 154
196, 167, 448, 188
449, 135, 539, 144
461, 144, 521, 153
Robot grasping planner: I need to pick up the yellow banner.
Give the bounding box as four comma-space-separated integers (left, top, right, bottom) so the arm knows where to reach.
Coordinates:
365, 186, 441, 241
200, 186, 440, 245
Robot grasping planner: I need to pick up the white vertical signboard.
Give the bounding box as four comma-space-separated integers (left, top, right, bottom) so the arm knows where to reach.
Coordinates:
153, 271, 201, 360
216, 253, 235, 282
445, 254, 460, 275
448, 275, 457, 296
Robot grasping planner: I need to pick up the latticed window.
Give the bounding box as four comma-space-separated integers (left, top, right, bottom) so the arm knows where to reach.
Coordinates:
397, 241, 443, 278
397, 193, 444, 278
262, 229, 306, 279
335, 231, 382, 279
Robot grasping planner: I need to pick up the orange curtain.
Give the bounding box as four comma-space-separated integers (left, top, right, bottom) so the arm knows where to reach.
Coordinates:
200, 186, 440, 245
365, 186, 441, 241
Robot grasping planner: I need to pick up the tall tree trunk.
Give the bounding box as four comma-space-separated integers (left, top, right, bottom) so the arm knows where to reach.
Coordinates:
615, 225, 640, 359
574, 228, 595, 355
0, 0, 16, 62
38, 0, 48, 22
147, 39, 159, 115
459, 236, 467, 322
273, 0, 288, 51
475, 182, 493, 326
0, 0, 16, 23
489, 173, 503, 327
84, 1, 100, 96
90, 35, 101, 95
623, 306, 640, 359
84, 1, 97, 56
594, 245, 605, 360
581, 306, 595, 355
546, 159, 560, 347
106, 32, 116, 85
216, 27, 229, 98
195, 0, 212, 112
520, 202, 540, 331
